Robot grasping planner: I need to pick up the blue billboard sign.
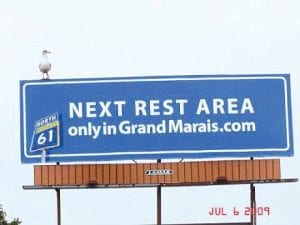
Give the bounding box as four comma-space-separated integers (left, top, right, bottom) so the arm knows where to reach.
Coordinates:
20, 74, 293, 163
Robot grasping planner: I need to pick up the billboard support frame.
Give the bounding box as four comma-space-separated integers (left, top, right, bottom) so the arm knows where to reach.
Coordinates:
23, 159, 298, 225
26, 177, 297, 225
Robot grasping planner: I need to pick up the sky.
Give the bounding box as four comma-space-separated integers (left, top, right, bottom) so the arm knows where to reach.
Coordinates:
0, 0, 300, 224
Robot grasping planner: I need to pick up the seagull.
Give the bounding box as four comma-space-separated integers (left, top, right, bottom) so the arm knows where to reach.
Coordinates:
39, 50, 51, 79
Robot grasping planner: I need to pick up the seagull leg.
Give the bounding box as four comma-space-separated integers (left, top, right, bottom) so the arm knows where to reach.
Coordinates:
46, 73, 50, 80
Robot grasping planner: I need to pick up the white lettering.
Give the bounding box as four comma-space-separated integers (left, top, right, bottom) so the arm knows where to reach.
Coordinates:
241, 98, 254, 114
176, 99, 188, 115
163, 100, 174, 115
135, 99, 188, 116
99, 101, 112, 117
135, 100, 147, 116
114, 101, 126, 116
149, 100, 160, 116
86, 102, 97, 118
69, 102, 82, 118
213, 99, 225, 114
196, 99, 210, 114
227, 98, 238, 114
119, 120, 167, 134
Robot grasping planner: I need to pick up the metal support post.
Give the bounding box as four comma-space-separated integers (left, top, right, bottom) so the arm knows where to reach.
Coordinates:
249, 157, 256, 225
157, 159, 162, 225
250, 184, 256, 225
157, 185, 162, 225
55, 188, 61, 225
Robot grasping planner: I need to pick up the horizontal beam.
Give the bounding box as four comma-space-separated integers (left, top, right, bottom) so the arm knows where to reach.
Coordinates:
23, 178, 298, 190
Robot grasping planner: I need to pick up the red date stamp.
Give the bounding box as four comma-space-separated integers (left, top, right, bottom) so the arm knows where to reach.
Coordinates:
208, 206, 270, 216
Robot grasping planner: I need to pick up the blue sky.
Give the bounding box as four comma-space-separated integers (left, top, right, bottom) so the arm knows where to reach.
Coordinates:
0, 0, 299, 224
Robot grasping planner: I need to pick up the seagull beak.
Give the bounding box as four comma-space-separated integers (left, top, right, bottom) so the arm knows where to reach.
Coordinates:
47, 51, 51, 54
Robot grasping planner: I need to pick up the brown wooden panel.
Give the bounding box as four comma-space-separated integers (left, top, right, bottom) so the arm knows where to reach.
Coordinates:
41, 165, 49, 185
171, 162, 178, 183
164, 163, 172, 183
109, 164, 117, 184
232, 161, 240, 181
103, 164, 110, 184
48, 165, 56, 185
259, 160, 267, 180
218, 161, 226, 178
266, 160, 273, 179
246, 160, 253, 180
130, 164, 137, 184
123, 164, 131, 184
205, 161, 212, 182
198, 162, 206, 182
144, 163, 151, 184
33, 159, 282, 187
82, 165, 90, 184
137, 164, 144, 184
69, 165, 76, 185
273, 159, 281, 179
89, 165, 97, 183
150, 163, 158, 184
55, 165, 62, 185
117, 164, 124, 185
34, 166, 42, 186
75, 165, 83, 184
191, 162, 199, 182
225, 161, 233, 181
212, 161, 219, 181
184, 162, 192, 182
178, 163, 185, 182
157, 163, 165, 183
253, 160, 260, 180
61, 165, 69, 185
96, 165, 103, 184
239, 161, 246, 180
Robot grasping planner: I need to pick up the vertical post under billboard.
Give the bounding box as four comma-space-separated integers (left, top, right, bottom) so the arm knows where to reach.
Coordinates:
56, 163, 61, 225
157, 159, 162, 225
250, 184, 256, 225
56, 188, 61, 225
250, 157, 256, 225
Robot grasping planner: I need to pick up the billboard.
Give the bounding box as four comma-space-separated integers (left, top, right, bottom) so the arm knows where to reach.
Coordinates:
20, 74, 293, 163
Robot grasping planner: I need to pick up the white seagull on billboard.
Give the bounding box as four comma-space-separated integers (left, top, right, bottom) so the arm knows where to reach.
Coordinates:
39, 50, 51, 80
